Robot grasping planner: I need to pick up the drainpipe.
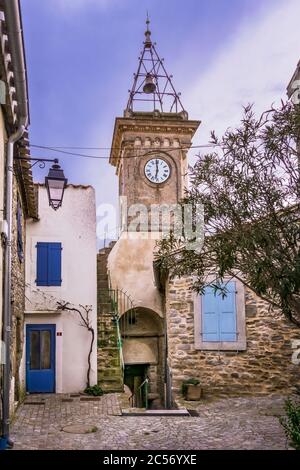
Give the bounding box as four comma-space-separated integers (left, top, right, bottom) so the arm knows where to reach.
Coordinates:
2, 121, 27, 449
1, 0, 30, 449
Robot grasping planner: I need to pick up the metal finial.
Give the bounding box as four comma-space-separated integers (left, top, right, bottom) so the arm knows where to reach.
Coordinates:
144, 12, 152, 47
146, 11, 150, 32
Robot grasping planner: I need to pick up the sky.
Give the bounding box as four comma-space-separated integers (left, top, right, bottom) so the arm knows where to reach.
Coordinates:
21, 0, 300, 240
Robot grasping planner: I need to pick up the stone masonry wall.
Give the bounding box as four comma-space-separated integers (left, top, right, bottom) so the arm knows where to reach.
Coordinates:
167, 276, 300, 398
11, 179, 26, 401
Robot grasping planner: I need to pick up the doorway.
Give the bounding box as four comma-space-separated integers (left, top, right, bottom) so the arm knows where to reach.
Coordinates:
26, 324, 56, 393
124, 363, 148, 407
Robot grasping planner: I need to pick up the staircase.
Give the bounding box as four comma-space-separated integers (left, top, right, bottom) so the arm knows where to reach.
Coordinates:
97, 245, 124, 393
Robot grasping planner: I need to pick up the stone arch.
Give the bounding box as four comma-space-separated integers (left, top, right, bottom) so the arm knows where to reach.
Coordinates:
120, 307, 165, 406
120, 306, 163, 336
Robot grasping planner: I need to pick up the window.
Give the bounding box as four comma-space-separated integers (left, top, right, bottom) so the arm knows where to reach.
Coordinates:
194, 278, 246, 351
36, 242, 62, 286
17, 201, 23, 262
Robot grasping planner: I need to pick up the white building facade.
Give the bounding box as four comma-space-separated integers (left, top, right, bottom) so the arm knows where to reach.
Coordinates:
20, 185, 97, 394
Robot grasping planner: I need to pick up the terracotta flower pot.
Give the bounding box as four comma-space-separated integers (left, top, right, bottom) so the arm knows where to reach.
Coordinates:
185, 384, 202, 401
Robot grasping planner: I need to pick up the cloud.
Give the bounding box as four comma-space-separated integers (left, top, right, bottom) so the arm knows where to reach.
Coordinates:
185, 0, 300, 150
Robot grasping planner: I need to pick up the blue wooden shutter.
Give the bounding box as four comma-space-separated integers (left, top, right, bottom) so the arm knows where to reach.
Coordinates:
48, 243, 62, 286
219, 281, 237, 341
202, 286, 219, 341
202, 282, 237, 342
36, 243, 48, 286
36, 242, 62, 286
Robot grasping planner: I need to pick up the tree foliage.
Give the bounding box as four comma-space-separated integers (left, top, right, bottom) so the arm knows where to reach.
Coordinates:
280, 398, 300, 449
157, 102, 300, 326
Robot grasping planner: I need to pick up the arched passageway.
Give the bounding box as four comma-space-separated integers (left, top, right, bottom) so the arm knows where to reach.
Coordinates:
120, 307, 165, 407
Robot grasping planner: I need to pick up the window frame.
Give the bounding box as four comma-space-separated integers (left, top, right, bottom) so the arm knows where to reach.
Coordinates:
194, 277, 246, 351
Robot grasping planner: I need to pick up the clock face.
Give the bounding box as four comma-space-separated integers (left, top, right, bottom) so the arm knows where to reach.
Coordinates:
144, 158, 170, 184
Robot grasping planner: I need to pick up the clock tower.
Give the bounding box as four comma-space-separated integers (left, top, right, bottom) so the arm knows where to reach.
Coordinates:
106, 18, 200, 405
109, 19, 200, 215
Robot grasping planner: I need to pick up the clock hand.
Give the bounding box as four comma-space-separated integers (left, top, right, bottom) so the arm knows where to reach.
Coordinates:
155, 160, 158, 179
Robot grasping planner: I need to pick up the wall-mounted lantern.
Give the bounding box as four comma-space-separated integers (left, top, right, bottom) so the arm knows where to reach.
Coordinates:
15, 156, 68, 210
45, 159, 68, 210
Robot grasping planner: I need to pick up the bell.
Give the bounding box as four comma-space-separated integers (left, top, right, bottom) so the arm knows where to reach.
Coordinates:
143, 73, 156, 94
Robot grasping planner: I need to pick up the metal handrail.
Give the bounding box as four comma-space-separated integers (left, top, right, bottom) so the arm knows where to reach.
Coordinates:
139, 377, 149, 409
129, 378, 149, 409
104, 271, 141, 402
109, 285, 124, 373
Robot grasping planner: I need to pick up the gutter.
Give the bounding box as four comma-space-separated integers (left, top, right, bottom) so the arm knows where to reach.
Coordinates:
3, 0, 30, 122
1, 0, 29, 450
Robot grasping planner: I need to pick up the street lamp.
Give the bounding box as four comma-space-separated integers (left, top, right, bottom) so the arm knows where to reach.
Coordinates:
45, 159, 68, 210
15, 156, 68, 210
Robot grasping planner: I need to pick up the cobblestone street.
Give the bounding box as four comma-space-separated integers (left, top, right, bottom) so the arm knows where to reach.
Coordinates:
10, 393, 290, 450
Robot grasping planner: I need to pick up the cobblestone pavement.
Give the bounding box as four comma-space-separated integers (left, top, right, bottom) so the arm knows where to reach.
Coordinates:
11, 393, 290, 450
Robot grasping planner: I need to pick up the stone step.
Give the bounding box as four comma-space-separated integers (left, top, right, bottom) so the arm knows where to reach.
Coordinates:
97, 299, 113, 315
148, 393, 160, 401
98, 337, 118, 344
122, 409, 190, 417
98, 319, 117, 325
100, 384, 124, 393
98, 357, 121, 367
98, 371, 122, 378
98, 360, 120, 366
98, 350, 120, 358
98, 321, 117, 327
97, 333, 117, 340
98, 353, 121, 360
97, 272, 108, 278
98, 339, 116, 350
98, 277, 109, 282
98, 305, 114, 311
97, 324, 116, 331
97, 323, 116, 328
97, 247, 123, 395
98, 310, 114, 317
98, 373, 123, 383
98, 371, 123, 381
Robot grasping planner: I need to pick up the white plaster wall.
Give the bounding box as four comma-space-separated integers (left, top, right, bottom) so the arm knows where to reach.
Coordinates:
21, 185, 97, 393
108, 232, 163, 316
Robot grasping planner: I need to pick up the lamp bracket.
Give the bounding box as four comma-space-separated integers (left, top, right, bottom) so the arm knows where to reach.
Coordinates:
14, 157, 59, 170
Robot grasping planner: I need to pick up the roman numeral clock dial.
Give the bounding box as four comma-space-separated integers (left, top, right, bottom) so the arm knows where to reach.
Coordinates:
144, 158, 170, 184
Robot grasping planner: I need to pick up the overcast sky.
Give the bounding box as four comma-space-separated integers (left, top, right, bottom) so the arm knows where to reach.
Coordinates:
21, 0, 300, 231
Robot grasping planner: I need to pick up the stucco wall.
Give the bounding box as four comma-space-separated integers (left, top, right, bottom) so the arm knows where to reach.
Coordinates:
21, 185, 97, 393
108, 237, 165, 399
166, 276, 300, 398
108, 233, 163, 316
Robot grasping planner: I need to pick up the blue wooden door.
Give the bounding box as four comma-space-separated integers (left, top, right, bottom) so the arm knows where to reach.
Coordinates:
26, 325, 55, 393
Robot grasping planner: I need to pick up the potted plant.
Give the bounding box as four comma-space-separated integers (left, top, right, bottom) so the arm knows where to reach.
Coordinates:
84, 384, 103, 397
181, 378, 202, 401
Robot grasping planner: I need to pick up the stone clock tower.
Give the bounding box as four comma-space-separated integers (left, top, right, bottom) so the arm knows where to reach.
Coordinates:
110, 112, 200, 212
110, 19, 200, 214
105, 19, 200, 406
